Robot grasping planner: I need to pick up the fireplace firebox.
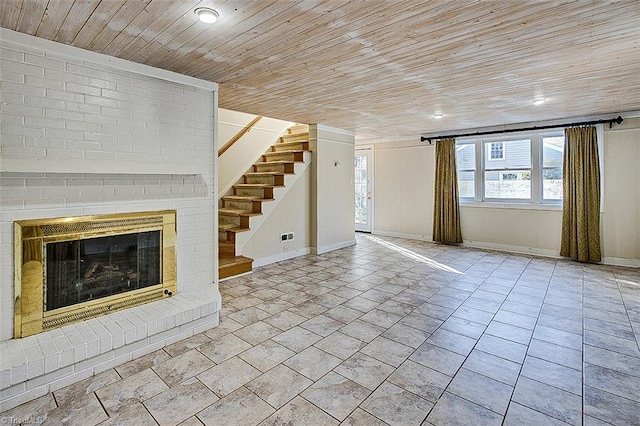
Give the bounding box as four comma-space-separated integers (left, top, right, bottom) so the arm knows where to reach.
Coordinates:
14, 211, 177, 338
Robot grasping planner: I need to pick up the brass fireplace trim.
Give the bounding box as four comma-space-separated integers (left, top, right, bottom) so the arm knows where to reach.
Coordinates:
14, 210, 177, 338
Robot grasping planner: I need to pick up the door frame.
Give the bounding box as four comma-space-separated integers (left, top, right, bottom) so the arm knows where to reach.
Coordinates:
355, 145, 374, 233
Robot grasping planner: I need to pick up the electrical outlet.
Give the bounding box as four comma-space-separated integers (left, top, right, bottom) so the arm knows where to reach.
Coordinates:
280, 232, 294, 242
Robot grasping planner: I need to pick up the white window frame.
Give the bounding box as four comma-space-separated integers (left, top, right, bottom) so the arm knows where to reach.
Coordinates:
458, 130, 561, 209
456, 125, 604, 211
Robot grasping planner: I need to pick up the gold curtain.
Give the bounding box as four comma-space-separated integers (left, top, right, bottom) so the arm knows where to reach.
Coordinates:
561, 126, 601, 262
433, 138, 463, 244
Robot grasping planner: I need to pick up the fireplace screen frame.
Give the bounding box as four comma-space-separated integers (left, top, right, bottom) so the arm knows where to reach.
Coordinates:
14, 210, 177, 338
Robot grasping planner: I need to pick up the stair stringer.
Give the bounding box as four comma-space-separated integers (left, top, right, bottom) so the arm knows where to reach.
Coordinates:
234, 151, 312, 254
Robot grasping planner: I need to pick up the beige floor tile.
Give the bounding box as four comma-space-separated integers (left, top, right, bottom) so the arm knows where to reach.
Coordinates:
260, 396, 339, 426
283, 346, 342, 380
39, 393, 107, 426
144, 377, 218, 426
96, 368, 168, 415
237, 340, 295, 372
115, 349, 172, 378
245, 365, 313, 409
334, 352, 395, 391
152, 349, 215, 387
361, 381, 433, 426
196, 386, 274, 425
198, 333, 252, 363
53, 369, 121, 406
197, 356, 261, 397
314, 332, 366, 360
301, 372, 371, 421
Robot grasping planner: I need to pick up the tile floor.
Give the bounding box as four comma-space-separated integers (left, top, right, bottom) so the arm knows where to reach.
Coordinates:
3, 234, 640, 425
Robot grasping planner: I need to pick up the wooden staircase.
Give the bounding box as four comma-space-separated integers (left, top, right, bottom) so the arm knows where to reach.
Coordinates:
219, 124, 310, 279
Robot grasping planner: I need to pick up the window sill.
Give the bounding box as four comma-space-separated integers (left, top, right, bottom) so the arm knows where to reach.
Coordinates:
460, 201, 562, 211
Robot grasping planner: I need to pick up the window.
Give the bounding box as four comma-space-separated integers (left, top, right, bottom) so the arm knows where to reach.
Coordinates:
456, 143, 476, 198
489, 142, 504, 160
542, 136, 563, 200
456, 132, 565, 206
484, 139, 531, 199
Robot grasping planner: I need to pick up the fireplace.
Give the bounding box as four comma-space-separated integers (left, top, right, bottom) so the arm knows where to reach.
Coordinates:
14, 211, 177, 338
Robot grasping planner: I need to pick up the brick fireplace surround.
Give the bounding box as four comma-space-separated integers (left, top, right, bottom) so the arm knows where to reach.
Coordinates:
0, 29, 221, 411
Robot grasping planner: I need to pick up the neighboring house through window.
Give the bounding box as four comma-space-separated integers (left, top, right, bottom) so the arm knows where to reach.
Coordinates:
489, 142, 504, 160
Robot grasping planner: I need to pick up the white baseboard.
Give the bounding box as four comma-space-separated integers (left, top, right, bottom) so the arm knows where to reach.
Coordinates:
602, 256, 640, 268
253, 247, 312, 268
372, 230, 433, 242
462, 240, 561, 259
312, 239, 357, 255
371, 231, 639, 267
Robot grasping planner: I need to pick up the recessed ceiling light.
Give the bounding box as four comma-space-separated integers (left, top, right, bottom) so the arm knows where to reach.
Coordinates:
533, 99, 545, 105
195, 7, 219, 24
433, 113, 444, 119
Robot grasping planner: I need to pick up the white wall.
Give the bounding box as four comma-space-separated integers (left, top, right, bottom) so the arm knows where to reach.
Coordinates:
310, 125, 356, 253
218, 109, 291, 196
372, 140, 435, 240
367, 118, 640, 265
601, 117, 640, 262
240, 167, 312, 265
0, 30, 220, 410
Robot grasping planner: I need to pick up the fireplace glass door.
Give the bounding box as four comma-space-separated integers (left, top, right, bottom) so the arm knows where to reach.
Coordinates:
45, 231, 161, 311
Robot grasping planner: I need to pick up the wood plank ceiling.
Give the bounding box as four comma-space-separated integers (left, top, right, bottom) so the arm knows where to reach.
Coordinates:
2, 0, 639, 141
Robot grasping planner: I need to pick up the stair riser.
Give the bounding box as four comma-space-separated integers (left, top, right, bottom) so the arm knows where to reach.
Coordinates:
219, 259, 253, 279
280, 133, 309, 143
219, 214, 240, 226
254, 163, 285, 173
219, 244, 235, 257
245, 176, 274, 185
234, 187, 272, 198
254, 163, 294, 173
223, 199, 261, 213
273, 142, 309, 152
263, 152, 303, 162
288, 125, 309, 134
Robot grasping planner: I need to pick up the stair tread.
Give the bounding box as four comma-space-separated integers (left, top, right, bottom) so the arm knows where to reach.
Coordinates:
256, 160, 295, 166
277, 140, 309, 146
224, 195, 274, 202
264, 150, 305, 155
219, 208, 262, 216
219, 224, 250, 232
219, 255, 254, 279
244, 172, 285, 176
234, 183, 276, 188
219, 256, 253, 267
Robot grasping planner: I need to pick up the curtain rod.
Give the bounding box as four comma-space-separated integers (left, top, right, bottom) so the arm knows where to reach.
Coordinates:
420, 115, 624, 144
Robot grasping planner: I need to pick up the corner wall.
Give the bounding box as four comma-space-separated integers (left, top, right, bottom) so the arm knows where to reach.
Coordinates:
310, 125, 356, 254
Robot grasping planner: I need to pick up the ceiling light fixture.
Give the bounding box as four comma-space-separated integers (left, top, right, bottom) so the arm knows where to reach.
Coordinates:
433, 113, 444, 119
195, 7, 219, 24
533, 99, 545, 105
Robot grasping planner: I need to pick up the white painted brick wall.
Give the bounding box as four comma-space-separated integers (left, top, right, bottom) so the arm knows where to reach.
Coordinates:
0, 33, 220, 411
0, 39, 217, 340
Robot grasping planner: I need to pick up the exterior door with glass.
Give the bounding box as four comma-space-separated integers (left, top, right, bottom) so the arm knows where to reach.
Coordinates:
355, 148, 373, 232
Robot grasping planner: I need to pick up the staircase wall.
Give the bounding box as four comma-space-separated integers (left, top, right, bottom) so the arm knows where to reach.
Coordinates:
218, 109, 292, 197
239, 166, 312, 266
